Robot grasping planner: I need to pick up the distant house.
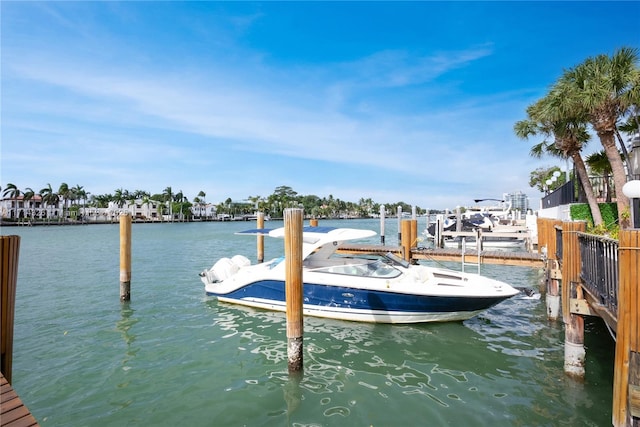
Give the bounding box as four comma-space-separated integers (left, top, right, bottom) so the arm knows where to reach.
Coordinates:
191, 203, 217, 220
81, 200, 163, 222
0, 195, 61, 220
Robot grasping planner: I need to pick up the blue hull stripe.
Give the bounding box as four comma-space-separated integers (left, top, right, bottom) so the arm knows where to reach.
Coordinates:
206, 280, 509, 313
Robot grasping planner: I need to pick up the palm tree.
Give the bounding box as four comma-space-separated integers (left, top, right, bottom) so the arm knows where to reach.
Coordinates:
22, 187, 35, 222
197, 191, 207, 219
2, 183, 21, 220
113, 188, 127, 208
586, 151, 616, 203
163, 187, 174, 221
515, 98, 604, 226
555, 47, 639, 227
57, 183, 71, 223
72, 185, 87, 222
40, 183, 59, 223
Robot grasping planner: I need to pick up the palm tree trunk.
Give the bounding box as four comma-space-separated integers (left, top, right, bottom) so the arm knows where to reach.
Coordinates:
572, 152, 603, 226
599, 132, 630, 228
615, 129, 632, 180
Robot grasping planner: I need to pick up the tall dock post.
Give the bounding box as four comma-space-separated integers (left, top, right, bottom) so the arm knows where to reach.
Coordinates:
1, 235, 20, 383
257, 212, 265, 263
435, 214, 444, 248
410, 206, 418, 253
401, 220, 412, 262
539, 218, 563, 320
612, 229, 640, 426
561, 220, 586, 377
284, 208, 304, 373
379, 205, 385, 245
397, 206, 402, 244
119, 213, 132, 302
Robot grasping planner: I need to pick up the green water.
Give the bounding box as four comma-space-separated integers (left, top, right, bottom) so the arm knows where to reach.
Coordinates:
3, 219, 614, 426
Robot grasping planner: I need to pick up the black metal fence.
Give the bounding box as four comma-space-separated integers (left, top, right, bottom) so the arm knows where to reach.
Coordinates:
541, 180, 577, 209
578, 232, 619, 314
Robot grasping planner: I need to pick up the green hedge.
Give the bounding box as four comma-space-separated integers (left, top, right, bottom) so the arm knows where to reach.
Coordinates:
569, 203, 618, 227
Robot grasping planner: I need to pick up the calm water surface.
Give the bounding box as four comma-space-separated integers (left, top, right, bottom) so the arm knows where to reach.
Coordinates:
3, 219, 614, 426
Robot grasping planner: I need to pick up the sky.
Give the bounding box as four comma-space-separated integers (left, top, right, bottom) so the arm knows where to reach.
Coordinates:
1, 1, 639, 211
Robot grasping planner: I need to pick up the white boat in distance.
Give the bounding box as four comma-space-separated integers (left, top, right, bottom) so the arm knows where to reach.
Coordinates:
199, 226, 520, 324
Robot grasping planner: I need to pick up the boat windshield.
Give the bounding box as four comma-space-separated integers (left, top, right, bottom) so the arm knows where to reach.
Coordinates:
310, 259, 401, 278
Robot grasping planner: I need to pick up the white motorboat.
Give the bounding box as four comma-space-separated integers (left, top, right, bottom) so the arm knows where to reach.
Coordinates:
199, 226, 520, 324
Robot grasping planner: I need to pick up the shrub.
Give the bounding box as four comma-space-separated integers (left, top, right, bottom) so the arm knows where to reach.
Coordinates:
570, 202, 619, 239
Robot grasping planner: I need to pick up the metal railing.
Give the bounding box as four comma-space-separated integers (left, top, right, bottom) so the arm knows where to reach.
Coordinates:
578, 232, 619, 314
542, 180, 576, 209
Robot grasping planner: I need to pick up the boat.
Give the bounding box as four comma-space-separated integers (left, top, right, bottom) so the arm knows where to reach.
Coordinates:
199, 226, 520, 324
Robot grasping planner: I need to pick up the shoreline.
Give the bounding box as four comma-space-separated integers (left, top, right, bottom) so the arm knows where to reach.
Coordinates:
0, 216, 374, 227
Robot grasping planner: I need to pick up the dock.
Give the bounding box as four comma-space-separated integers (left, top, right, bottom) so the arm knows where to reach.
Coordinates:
1, 235, 39, 427
537, 218, 640, 426
337, 244, 544, 268
1, 372, 38, 427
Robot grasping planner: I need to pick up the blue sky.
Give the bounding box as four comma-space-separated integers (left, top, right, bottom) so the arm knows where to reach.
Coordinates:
2, 1, 638, 210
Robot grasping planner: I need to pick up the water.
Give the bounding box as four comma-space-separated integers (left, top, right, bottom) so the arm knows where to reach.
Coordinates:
2, 219, 615, 426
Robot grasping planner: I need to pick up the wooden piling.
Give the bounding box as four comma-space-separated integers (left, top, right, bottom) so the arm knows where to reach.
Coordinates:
435, 214, 444, 248
612, 229, 640, 426
401, 220, 412, 262
257, 212, 265, 263
397, 206, 402, 244
1, 235, 20, 384
410, 219, 417, 250
309, 218, 318, 227
379, 206, 386, 245
284, 208, 304, 373
538, 218, 563, 320
119, 213, 132, 302
562, 220, 586, 378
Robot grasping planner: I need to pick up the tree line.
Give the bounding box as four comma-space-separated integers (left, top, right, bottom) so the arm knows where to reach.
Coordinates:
1, 183, 433, 221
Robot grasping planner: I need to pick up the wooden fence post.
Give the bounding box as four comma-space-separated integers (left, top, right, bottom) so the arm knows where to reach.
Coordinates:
562, 220, 586, 377
284, 208, 304, 373
119, 213, 132, 302
612, 229, 640, 427
1, 235, 20, 383
539, 218, 563, 320
257, 212, 265, 263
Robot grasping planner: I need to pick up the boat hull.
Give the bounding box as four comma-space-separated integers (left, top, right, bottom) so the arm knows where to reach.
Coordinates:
206, 280, 513, 324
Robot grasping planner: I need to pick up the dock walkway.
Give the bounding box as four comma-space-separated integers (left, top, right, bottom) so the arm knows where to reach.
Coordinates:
337, 244, 544, 268
1, 373, 38, 427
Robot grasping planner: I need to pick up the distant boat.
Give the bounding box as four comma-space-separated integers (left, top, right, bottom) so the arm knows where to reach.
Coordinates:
199, 226, 519, 323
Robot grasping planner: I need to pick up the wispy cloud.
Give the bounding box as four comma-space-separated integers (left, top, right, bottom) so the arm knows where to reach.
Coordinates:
9, 2, 626, 207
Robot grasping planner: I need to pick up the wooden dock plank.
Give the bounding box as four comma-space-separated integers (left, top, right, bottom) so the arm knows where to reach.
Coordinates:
1, 373, 38, 427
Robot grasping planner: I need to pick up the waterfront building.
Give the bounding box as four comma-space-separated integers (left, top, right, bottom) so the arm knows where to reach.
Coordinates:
2, 195, 218, 222
0, 195, 61, 220
503, 191, 530, 213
